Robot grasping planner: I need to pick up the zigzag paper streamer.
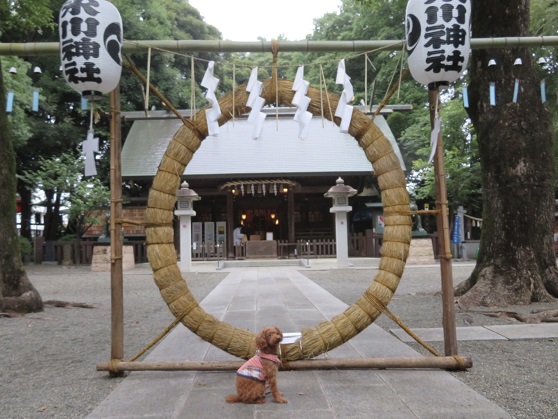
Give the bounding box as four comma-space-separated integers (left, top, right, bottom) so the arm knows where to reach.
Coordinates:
83, 129, 99, 176
334, 60, 354, 133
291, 66, 312, 139
246, 67, 266, 139
201, 61, 221, 137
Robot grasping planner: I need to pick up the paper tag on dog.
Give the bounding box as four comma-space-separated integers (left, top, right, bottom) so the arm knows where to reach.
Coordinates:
281, 333, 302, 344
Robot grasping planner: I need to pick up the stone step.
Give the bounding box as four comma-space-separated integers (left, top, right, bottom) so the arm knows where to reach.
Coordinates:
219, 258, 307, 269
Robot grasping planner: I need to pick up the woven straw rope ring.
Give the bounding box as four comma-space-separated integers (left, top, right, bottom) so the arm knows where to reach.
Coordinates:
145, 78, 411, 361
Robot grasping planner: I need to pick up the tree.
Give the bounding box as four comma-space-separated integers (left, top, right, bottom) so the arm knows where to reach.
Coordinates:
402, 88, 482, 218
0, 0, 53, 314
455, 0, 558, 307
20, 153, 111, 238
1, 0, 226, 314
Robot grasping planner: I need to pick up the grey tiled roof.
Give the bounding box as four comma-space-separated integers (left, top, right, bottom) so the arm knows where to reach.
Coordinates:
121, 115, 404, 179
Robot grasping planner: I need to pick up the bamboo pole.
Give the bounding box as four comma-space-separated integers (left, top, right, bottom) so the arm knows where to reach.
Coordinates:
109, 86, 125, 376
3, 36, 558, 56
96, 355, 472, 373
429, 87, 458, 356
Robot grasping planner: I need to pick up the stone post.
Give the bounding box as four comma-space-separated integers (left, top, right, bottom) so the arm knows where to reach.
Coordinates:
325, 177, 357, 268
175, 181, 200, 272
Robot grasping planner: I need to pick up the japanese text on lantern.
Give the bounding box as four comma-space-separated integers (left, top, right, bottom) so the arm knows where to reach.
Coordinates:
406, 0, 471, 86
423, 0, 468, 75
60, 0, 102, 85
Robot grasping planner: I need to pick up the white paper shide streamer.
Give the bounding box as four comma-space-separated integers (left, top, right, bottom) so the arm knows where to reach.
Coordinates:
291, 66, 312, 139
428, 113, 441, 164
334, 60, 354, 133
83, 130, 99, 176
246, 67, 266, 139
201, 61, 221, 137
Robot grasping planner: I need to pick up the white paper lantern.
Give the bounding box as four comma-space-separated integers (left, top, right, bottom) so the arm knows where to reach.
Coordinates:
59, 0, 123, 100
405, 0, 471, 86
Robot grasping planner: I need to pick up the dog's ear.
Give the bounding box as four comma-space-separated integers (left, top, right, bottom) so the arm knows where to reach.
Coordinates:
256, 330, 268, 350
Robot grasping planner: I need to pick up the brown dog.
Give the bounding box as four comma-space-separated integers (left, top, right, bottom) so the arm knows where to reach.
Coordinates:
225, 326, 288, 404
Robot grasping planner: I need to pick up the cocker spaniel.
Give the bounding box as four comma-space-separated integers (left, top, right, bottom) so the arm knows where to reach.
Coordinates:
225, 326, 288, 404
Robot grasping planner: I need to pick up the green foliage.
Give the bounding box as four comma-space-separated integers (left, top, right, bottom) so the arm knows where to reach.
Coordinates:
20, 152, 110, 238
1, 0, 488, 239
401, 85, 481, 214
530, 0, 558, 193
1, 56, 33, 148
18, 236, 32, 255
114, 0, 222, 111
0, 0, 54, 39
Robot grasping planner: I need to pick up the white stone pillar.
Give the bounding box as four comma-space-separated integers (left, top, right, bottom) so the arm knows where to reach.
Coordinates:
331, 206, 352, 268
175, 181, 200, 272
178, 214, 194, 271
325, 178, 357, 269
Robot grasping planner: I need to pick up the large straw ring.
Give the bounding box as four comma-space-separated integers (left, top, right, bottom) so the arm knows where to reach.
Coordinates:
145, 78, 411, 361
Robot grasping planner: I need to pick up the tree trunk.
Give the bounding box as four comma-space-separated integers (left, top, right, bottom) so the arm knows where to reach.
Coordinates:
18, 184, 32, 239
457, 0, 558, 307
43, 189, 62, 241
0, 59, 43, 314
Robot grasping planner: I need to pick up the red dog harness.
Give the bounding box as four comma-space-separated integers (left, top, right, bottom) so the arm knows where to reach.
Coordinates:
236, 352, 280, 382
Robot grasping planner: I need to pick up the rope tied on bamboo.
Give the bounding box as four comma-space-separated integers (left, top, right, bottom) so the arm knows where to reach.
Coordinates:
370, 68, 410, 122
123, 59, 205, 140
452, 355, 468, 370
383, 209, 442, 217
115, 218, 145, 226
107, 358, 122, 375
128, 299, 200, 362
362, 291, 442, 357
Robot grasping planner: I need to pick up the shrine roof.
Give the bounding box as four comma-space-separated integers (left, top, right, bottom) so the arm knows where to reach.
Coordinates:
121, 108, 405, 180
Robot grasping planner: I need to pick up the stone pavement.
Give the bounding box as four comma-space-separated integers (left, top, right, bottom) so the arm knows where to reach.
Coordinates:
88, 261, 517, 418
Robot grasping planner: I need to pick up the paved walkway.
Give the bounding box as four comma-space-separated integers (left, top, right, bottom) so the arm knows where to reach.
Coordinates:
88, 263, 514, 418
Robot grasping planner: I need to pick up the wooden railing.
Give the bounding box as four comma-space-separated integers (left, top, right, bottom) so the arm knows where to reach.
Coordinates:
191, 242, 226, 261
31, 233, 438, 265
33, 237, 148, 265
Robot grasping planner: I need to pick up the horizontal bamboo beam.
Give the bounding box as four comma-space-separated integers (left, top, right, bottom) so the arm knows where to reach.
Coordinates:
2, 36, 558, 57
96, 355, 472, 373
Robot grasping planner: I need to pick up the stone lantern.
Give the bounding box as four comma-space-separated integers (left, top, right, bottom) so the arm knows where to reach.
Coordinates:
325, 177, 357, 268
175, 181, 200, 271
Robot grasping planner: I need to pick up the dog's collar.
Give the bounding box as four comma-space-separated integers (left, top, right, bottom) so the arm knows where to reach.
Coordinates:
256, 351, 281, 365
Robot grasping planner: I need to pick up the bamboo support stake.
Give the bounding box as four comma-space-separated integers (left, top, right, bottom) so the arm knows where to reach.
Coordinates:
109, 86, 125, 376
97, 356, 472, 373
429, 87, 458, 356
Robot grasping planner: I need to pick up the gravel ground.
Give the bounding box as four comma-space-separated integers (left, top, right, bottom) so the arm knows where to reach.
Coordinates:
1, 262, 557, 418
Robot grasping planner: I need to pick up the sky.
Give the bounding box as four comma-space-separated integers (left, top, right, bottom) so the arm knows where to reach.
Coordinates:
188, 0, 342, 41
